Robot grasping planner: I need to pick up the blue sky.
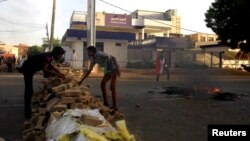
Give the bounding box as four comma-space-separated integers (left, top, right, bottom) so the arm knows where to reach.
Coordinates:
0, 0, 215, 45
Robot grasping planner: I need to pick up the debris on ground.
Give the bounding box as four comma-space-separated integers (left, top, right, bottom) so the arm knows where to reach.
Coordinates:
22, 67, 135, 141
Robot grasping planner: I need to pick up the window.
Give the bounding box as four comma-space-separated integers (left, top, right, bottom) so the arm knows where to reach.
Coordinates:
208, 37, 214, 41
115, 43, 122, 47
200, 36, 206, 42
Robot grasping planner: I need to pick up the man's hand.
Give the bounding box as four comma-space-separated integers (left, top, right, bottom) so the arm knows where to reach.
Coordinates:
77, 78, 84, 85
78, 69, 91, 85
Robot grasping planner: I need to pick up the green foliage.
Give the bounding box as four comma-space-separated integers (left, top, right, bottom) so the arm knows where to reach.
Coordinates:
205, 0, 250, 52
42, 37, 61, 48
27, 45, 45, 58
27, 37, 61, 58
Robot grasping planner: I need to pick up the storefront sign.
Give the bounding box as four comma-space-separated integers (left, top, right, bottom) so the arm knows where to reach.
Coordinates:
105, 13, 132, 27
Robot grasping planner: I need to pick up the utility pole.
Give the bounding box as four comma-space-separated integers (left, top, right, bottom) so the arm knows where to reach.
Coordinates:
87, 0, 96, 47
46, 23, 50, 42
49, 0, 56, 52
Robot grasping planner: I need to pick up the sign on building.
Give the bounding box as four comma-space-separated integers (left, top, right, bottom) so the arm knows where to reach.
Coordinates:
105, 13, 132, 28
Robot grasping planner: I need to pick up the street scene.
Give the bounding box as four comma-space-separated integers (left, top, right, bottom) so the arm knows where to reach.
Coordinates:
1, 0, 250, 141
1, 69, 250, 141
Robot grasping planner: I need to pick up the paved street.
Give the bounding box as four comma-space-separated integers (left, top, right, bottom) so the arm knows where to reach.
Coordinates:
0, 69, 250, 141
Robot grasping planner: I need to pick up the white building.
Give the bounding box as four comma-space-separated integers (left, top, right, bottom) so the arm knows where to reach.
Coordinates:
62, 9, 188, 69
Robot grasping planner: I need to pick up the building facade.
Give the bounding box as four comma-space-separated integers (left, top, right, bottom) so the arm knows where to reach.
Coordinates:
62, 9, 184, 68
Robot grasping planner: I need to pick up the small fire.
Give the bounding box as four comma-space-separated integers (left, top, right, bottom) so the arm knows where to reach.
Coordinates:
193, 85, 221, 95
210, 87, 221, 94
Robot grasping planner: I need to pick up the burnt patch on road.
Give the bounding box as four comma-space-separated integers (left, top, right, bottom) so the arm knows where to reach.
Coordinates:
211, 92, 248, 101
148, 86, 248, 101
148, 86, 195, 99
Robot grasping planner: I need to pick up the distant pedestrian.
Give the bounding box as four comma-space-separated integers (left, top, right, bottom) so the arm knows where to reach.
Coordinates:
156, 51, 169, 81
70, 49, 77, 68
6, 56, 13, 72
12, 56, 16, 72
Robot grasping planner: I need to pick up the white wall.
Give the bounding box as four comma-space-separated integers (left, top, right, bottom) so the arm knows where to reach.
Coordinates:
144, 19, 172, 28
71, 41, 84, 68
103, 40, 128, 68
65, 39, 128, 68
62, 46, 71, 63
138, 11, 164, 20
11, 47, 18, 59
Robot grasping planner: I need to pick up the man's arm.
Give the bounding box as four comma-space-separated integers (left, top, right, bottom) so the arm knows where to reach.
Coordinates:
78, 69, 91, 84
78, 60, 95, 84
50, 64, 61, 73
43, 63, 65, 78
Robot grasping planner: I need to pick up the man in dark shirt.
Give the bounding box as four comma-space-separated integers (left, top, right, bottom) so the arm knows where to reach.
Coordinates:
19, 46, 65, 124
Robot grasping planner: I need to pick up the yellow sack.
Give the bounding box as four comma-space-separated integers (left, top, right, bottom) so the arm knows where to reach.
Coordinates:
116, 120, 136, 141
105, 131, 123, 141
80, 127, 108, 141
57, 134, 71, 141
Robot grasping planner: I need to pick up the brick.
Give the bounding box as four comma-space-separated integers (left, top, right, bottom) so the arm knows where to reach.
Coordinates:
80, 115, 103, 127
75, 103, 84, 109
80, 85, 90, 90
32, 100, 39, 107
99, 109, 111, 119
51, 104, 67, 112
106, 114, 114, 123
51, 82, 77, 93
66, 82, 77, 88
42, 93, 53, 101
35, 116, 46, 130
46, 98, 59, 111
22, 127, 35, 135
81, 95, 94, 101
69, 104, 76, 109
83, 91, 92, 95
75, 97, 82, 103
38, 108, 47, 116
82, 99, 88, 105
55, 91, 65, 97
51, 86, 64, 93
64, 89, 82, 97
61, 97, 75, 104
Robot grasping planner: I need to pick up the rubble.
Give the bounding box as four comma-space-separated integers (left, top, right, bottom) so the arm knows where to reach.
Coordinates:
22, 67, 133, 141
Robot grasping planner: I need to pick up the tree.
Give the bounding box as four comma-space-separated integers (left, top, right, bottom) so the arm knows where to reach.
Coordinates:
42, 37, 61, 48
205, 0, 250, 52
27, 45, 45, 58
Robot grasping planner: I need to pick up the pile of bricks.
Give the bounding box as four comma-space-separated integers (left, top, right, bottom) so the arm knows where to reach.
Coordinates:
60, 67, 86, 82
22, 68, 123, 141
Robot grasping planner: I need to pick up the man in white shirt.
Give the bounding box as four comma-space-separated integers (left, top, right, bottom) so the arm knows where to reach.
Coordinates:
70, 50, 77, 68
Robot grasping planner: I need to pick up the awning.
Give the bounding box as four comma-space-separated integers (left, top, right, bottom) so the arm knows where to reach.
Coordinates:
62, 29, 136, 43
128, 37, 192, 49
